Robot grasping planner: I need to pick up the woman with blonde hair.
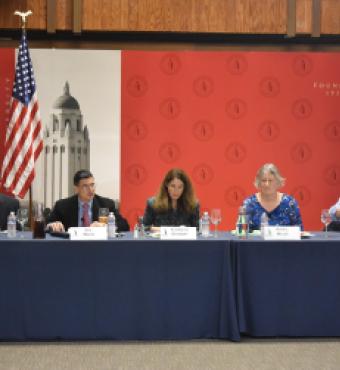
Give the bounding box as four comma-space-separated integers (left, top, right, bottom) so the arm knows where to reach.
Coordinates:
143, 168, 199, 230
243, 163, 303, 231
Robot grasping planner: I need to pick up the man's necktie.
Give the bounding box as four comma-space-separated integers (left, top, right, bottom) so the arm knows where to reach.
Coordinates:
82, 203, 90, 227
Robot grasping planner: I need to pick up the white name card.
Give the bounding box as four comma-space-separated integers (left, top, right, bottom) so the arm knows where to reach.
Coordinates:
160, 226, 197, 240
263, 226, 301, 240
69, 227, 107, 240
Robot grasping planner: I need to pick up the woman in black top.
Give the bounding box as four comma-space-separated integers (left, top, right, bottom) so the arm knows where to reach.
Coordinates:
143, 168, 199, 230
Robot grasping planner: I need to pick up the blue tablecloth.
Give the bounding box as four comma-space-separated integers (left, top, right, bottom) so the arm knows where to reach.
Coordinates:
233, 232, 340, 337
0, 233, 239, 341
2, 231, 340, 341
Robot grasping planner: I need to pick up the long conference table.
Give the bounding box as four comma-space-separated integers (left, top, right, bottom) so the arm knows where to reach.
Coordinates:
1, 231, 340, 341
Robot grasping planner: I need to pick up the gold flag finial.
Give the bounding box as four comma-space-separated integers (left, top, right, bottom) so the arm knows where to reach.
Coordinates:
14, 10, 32, 29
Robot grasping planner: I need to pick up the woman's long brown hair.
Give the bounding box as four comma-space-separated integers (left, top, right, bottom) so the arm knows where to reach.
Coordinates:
153, 168, 197, 213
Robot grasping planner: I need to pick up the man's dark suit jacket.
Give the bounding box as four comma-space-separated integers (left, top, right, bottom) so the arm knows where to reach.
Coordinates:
0, 193, 20, 230
47, 194, 130, 232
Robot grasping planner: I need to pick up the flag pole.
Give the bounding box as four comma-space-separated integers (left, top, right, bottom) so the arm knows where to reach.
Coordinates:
14, 10, 34, 229
29, 187, 34, 230
2, 9, 43, 227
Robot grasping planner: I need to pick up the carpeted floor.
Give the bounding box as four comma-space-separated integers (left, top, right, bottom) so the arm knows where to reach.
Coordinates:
0, 338, 339, 370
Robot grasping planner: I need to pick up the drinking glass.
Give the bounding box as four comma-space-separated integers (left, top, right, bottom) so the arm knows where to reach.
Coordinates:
17, 208, 29, 238
33, 203, 46, 239
210, 208, 222, 238
98, 208, 109, 224
321, 209, 331, 238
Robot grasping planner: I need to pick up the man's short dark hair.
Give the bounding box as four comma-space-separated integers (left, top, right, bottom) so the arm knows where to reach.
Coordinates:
74, 170, 94, 186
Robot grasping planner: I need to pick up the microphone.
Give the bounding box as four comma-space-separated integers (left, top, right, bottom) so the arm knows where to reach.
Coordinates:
46, 229, 70, 238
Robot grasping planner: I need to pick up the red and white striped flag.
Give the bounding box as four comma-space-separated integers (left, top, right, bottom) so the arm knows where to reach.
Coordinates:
0, 30, 43, 198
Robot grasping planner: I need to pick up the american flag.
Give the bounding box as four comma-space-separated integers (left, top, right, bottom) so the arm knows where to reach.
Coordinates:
0, 30, 43, 198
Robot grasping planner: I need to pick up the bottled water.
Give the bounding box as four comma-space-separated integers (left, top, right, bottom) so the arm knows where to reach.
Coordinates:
199, 217, 203, 234
260, 212, 269, 238
236, 206, 248, 239
201, 211, 210, 237
133, 223, 139, 239
107, 212, 116, 238
7, 211, 17, 238
138, 216, 145, 238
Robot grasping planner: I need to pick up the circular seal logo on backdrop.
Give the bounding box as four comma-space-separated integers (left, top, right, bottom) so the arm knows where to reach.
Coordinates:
193, 76, 214, 97
258, 120, 280, 141
225, 99, 247, 119
259, 77, 280, 97
125, 164, 148, 185
159, 98, 181, 120
292, 55, 313, 76
192, 164, 214, 185
292, 99, 313, 119
291, 186, 311, 206
127, 120, 148, 141
226, 55, 248, 75
159, 142, 181, 163
323, 165, 340, 186
224, 186, 246, 207
225, 142, 247, 163
192, 120, 214, 141
160, 54, 181, 75
290, 143, 312, 163
127, 76, 148, 97
324, 121, 340, 141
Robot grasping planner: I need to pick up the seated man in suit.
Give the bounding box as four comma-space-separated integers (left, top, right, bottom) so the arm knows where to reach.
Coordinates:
0, 193, 20, 230
47, 169, 129, 232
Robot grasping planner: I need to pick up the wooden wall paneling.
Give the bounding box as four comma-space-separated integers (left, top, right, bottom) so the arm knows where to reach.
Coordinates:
321, 0, 340, 34
311, 0, 320, 37
80, 0, 288, 34
82, 0, 115, 31
56, 0, 72, 30
66, 0, 340, 35
82, 0, 142, 32
0, 0, 46, 30
96, 0, 120, 31
27, 0, 46, 29
47, 0, 56, 32
287, 0, 296, 37
232, 0, 286, 34
82, 0, 98, 30
124, 0, 139, 31
136, 0, 170, 31
162, 0, 193, 32
0, 1, 26, 29
296, 0, 312, 34
199, 0, 287, 34
191, 0, 234, 33
73, 0, 82, 33
1, 0, 340, 37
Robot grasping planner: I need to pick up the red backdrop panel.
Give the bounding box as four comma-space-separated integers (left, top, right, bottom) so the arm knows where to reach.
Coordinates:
0, 48, 15, 194
121, 51, 340, 230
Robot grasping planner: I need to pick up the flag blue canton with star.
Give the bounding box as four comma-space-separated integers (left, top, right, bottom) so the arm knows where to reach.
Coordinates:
12, 31, 36, 106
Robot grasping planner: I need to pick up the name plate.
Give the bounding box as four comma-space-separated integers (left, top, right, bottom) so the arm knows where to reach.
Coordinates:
263, 226, 301, 240
69, 227, 107, 240
160, 226, 197, 240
